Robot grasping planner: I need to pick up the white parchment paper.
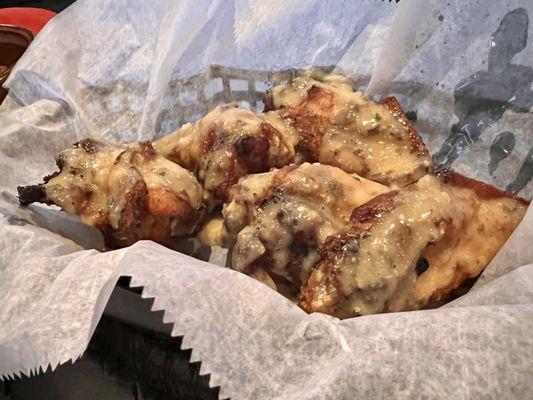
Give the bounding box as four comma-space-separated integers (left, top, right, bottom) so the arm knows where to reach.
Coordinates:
1, 0, 533, 399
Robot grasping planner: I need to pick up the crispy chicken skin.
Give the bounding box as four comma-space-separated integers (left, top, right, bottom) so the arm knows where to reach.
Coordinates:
264, 72, 431, 187
221, 163, 388, 289
300, 174, 528, 318
153, 105, 298, 203
16, 70, 528, 317
18, 139, 206, 248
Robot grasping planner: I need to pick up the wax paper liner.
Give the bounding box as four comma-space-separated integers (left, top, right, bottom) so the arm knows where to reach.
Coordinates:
1, 0, 533, 399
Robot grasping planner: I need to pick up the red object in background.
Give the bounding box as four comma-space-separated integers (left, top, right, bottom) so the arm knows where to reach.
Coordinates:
0, 7, 56, 35
0, 7, 56, 104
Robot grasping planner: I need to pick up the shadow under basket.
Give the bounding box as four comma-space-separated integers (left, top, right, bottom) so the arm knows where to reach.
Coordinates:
2, 278, 224, 400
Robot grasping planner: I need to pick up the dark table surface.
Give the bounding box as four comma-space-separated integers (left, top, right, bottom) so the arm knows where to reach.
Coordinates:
1, 280, 222, 400
1, 0, 76, 13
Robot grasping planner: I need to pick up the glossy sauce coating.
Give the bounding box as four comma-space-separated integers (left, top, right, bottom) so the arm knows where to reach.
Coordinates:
45, 140, 205, 246
222, 163, 388, 288
268, 72, 431, 187
154, 106, 298, 203
300, 175, 527, 318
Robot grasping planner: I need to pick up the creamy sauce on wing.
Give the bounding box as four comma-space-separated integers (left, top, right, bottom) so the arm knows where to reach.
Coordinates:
414, 184, 527, 301
222, 171, 275, 242
153, 106, 297, 201
197, 215, 224, 246
271, 73, 430, 186
152, 123, 197, 172
262, 111, 300, 158
223, 163, 388, 286
331, 176, 454, 315
46, 143, 123, 226
45, 140, 204, 234
271, 71, 354, 109
305, 174, 528, 318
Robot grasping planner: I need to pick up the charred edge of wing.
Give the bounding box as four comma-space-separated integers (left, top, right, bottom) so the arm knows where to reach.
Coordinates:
298, 279, 314, 313
286, 232, 318, 287
262, 90, 275, 112
18, 150, 67, 206
436, 168, 529, 206
110, 180, 149, 247
379, 96, 430, 158
306, 85, 328, 102
17, 184, 50, 207
43, 170, 60, 183
349, 190, 400, 224
298, 262, 335, 314
301, 190, 401, 309
220, 123, 282, 202
136, 141, 157, 159
202, 129, 217, 153
74, 138, 104, 154
299, 179, 401, 313
285, 86, 335, 159
213, 156, 246, 203
233, 126, 271, 173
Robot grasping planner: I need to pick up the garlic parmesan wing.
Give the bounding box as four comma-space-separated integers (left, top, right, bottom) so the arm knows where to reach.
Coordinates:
414, 170, 529, 302
221, 163, 388, 289
153, 106, 298, 203
18, 139, 206, 248
300, 174, 527, 318
265, 73, 431, 187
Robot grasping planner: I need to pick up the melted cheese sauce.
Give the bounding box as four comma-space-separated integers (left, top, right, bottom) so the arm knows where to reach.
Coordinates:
414, 185, 527, 302
223, 163, 388, 286
46, 143, 123, 226
271, 73, 430, 186
305, 174, 528, 318
271, 71, 354, 108
333, 175, 453, 315
197, 215, 224, 246
45, 141, 204, 234
153, 106, 297, 201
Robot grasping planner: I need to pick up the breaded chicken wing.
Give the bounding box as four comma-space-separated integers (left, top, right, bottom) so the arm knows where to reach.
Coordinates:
221, 163, 388, 289
264, 72, 431, 187
300, 174, 527, 318
18, 139, 206, 248
153, 105, 298, 203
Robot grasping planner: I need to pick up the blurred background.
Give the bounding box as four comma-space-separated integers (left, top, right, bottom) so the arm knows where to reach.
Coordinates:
2, 1, 75, 13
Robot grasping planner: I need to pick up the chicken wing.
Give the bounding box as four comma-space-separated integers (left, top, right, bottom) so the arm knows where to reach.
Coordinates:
300, 173, 528, 318
221, 163, 389, 289
264, 72, 431, 187
18, 139, 206, 248
153, 105, 298, 203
